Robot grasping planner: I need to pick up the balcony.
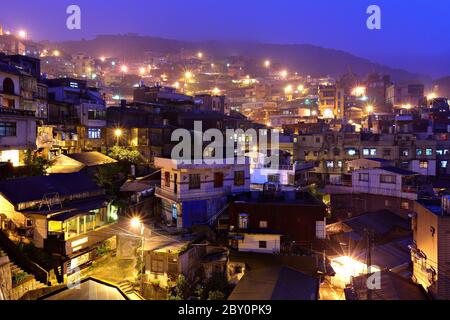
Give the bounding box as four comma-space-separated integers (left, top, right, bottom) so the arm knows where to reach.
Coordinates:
0, 107, 35, 118
155, 186, 231, 202
325, 183, 418, 200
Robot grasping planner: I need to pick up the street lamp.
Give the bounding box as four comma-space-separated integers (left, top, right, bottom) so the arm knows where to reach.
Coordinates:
130, 217, 146, 294
366, 105, 374, 114
264, 60, 271, 68
18, 30, 27, 39
114, 128, 122, 146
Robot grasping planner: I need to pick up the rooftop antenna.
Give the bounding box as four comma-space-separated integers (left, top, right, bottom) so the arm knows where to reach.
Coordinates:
39, 193, 63, 211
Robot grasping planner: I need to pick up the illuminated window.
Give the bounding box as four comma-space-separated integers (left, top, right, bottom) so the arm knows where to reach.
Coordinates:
426, 149, 433, 156
420, 161, 428, 169
380, 174, 396, 184
234, 171, 245, 186
359, 173, 369, 182
259, 221, 268, 228
441, 161, 448, 168
239, 214, 248, 229
87, 128, 101, 139
326, 161, 334, 168
416, 149, 423, 156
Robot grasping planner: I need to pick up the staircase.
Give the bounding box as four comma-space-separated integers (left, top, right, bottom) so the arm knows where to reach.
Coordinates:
0, 245, 48, 300
117, 280, 136, 295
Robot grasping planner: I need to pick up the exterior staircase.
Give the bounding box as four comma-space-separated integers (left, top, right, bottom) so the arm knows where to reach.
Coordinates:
0, 245, 48, 300
117, 280, 136, 294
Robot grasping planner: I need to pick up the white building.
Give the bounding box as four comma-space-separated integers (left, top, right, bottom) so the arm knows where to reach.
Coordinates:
0, 63, 36, 166
154, 157, 250, 229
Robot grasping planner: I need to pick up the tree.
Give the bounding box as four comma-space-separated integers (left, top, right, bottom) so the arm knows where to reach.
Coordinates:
24, 150, 52, 176
108, 146, 141, 165
168, 275, 192, 300
208, 290, 225, 300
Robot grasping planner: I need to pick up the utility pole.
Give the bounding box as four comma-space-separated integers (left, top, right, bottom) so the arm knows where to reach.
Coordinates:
365, 228, 374, 300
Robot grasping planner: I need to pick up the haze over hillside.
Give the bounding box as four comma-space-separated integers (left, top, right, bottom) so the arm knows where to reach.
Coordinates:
54, 34, 431, 84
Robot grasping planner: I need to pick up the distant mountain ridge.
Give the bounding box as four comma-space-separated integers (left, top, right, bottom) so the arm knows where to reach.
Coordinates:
54, 34, 431, 84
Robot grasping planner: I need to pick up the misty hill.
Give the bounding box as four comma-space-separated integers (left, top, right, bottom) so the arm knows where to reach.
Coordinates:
55, 34, 430, 83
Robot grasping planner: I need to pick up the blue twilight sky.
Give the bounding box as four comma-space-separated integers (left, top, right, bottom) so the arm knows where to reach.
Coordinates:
1, 0, 449, 77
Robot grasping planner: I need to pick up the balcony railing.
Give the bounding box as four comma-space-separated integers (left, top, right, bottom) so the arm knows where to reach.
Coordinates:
155, 186, 232, 202
0, 107, 35, 117
325, 183, 418, 200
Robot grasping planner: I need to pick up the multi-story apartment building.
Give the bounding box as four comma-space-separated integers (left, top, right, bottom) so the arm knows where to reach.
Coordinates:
154, 157, 250, 229
325, 159, 419, 219
0, 62, 36, 166
386, 82, 425, 109
318, 85, 344, 119
46, 78, 107, 154
295, 130, 447, 184
411, 197, 450, 299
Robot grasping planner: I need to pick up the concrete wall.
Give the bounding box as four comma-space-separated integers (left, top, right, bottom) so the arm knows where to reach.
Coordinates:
237, 234, 281, 254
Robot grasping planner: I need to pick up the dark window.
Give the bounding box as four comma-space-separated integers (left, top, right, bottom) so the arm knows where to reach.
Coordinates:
151, 257, 164, 273
259, 241, 267, 249
234, 171, 245, 186
2, 78, 15, 95
214, 172, 224, 188
0, 122, 16, 137
165, 172, 171, 188
189, 174, 201, 190
87, 109, 106, 121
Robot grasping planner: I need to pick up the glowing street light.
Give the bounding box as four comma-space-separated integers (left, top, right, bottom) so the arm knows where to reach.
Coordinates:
120, 65, 128, 73
100, 56, 106, 62
264, 60, 271, 68
284, 84, 293, 94
402, 104, 412, 110
297, 84, 305, 92
366, 105, 374, 113
197, 52, 203, 59
280, 70, 288, 79
114, 128, 123, 145
427, 93, 437, 101
212, 87, 221, 96
53, 50, 60, 57
17, 30, 27, 39
184, 71, 193, 80
139, 67, 146, 75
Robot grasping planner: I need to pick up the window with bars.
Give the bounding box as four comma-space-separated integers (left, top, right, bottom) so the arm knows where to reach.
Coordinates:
0, 122, 16, 137
234, 171, 245, 186
189, 174, 201, 190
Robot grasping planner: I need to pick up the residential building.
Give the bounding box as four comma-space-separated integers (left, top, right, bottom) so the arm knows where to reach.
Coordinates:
228, 189, 327, 252
154, 157, 250, 229
0, 173, 119, 276
325, 164, 419, 219
0, 62, 37, 166
410, 197, 450, 299
386, 82, 425, 109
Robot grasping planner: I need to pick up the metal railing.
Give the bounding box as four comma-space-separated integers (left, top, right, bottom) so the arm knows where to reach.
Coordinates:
155, 186, 232, 202
0, 106, 35, 117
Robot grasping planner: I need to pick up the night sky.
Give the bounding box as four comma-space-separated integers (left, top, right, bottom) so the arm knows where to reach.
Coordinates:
1, 0, 449, 77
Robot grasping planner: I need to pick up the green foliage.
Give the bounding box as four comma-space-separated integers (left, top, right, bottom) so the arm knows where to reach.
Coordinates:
198, 272, 229, 300
208, 290, 225, 300
108, 146, 141, 165
12, 272, 30, 284
23, 150, 52, 176
167, 275, 192, 300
